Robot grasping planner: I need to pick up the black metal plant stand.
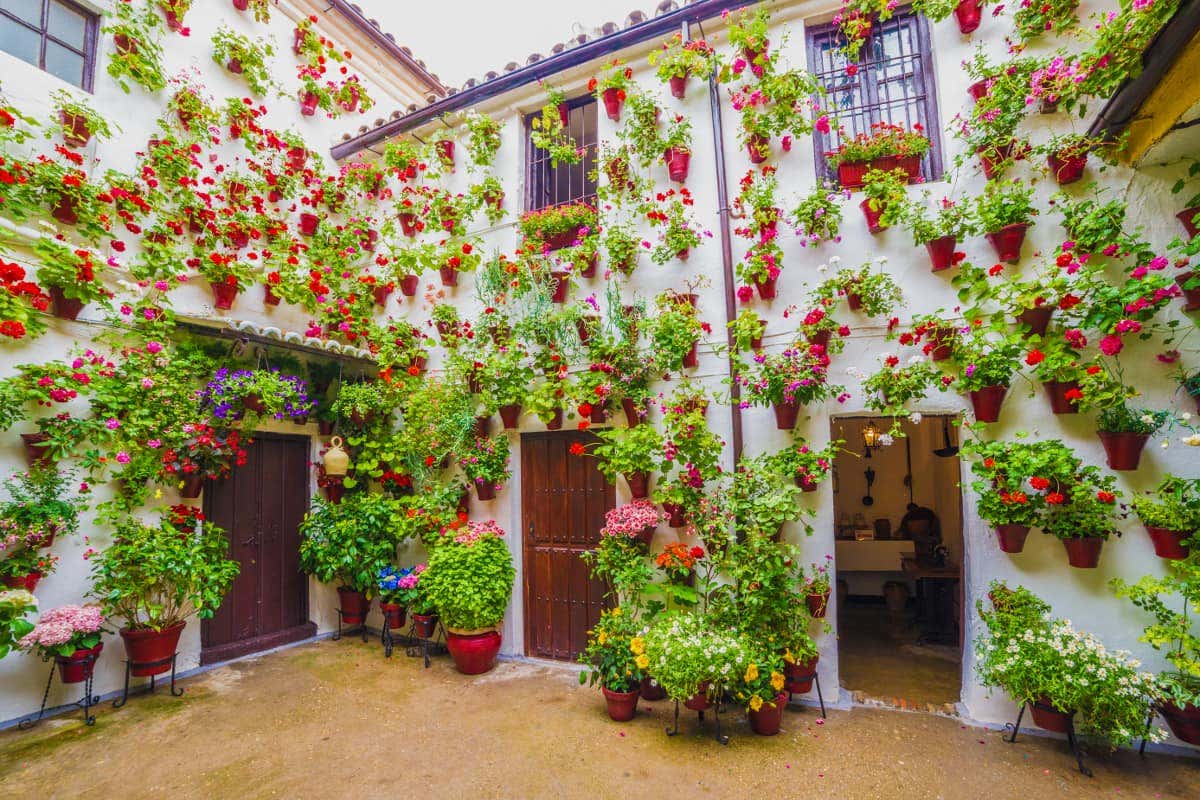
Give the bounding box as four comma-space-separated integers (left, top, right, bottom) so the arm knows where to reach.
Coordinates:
1004, 700, 1093, 777
112, 652, 184, 708
19, 653, 101, 729
787, 669, 827, 718
403, 619, 448, 668
332, 609, 370, 643
1138, 708, 1158, 756
666, 698, 730, 745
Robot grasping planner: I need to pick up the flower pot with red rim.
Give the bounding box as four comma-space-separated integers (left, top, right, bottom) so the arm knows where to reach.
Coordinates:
20, 433, 52, 467
860, 199, 887, 234
1176, 271, 1200, 311
120, 622, 185, 677
298, 213, 319, 236
439, 267, 458, 287
1048, 151, 1086, 185
435, 140, 455, 166
210, 282, 239, 310
969, 385, 1008, 423
372, 285, 393, 307
59, 111, 91, 148
398, 213, 419, 238
337, 588, 371, 625
978, 144, 1012, 179
985, 223, 1029, 264
380, 603, 408, 630
1177, 208, 1200, 240
1144, 526, 1190, 560
602, 686, 640, 722
641, 676, 667, 701
838, 161, 868, 189
179, 474, 204, 499
755, 275, 777, 300
806, 591, 830, 618
773, 399, 800, 430
1097, 430, 1149, 471
1030, 697, 1073, 733
624, 471, 650, 499
1159, 701, 1200, 745
926, 236, 957, 272
56, 643, 103, 684
475, 481, 498, 501
446, 629, 502, 674
662, 503, 686, 528
46, 286, 83, 320
749, 692, 790, 735
953, 0, 982, 33
590, 402, 610, 424
391, 275, 417, 299
668, 73, 688, 99
263, 283, 282, 307
684, 681, 712, 711
994, 524, 1031, 554
3, 571, 42, 592
51, 196, 78, 225
1062, 537, 1104, 569
412, 613, 438, 639
747, 133, 769, 164
681, 342, 699, 369
550, 271, 570, 303
795, 474, 819, 492
544, 409, 564, 430
499, 404, 521, 429
896, 154, 922, 182
664, 147, 691, 182
226, 58, 243, 74
785, 654, 819, 694
602, 88, 623, 121
1043, 380, 1081, 414
300, 92, 319, 117
621, 398, 643, 427
1016, 306, 1053, 337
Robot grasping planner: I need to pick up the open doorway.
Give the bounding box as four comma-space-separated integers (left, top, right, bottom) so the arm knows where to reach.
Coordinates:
830, 415, 964, 711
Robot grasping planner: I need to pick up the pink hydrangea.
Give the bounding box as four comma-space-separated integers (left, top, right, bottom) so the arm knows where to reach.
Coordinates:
18, 605, 104, 651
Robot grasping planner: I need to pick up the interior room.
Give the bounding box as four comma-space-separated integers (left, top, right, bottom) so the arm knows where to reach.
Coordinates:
830, 415, 964, 709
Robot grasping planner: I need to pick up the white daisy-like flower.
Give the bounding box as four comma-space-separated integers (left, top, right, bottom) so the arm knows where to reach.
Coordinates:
828, 255, 841, 266
909, 412, 923, 424
816, 262, 828, 273
878, 433, 894, 447
907, 354, 924, 365
1182, 412, 1193, 421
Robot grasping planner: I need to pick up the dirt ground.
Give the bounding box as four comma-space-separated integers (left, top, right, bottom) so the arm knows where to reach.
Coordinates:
1, 636, 1196, 800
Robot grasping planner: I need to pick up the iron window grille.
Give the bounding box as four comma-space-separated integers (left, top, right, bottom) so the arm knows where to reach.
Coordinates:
524, 96, 598, 212
0, 0, 99, 91
807, 9, 944, 183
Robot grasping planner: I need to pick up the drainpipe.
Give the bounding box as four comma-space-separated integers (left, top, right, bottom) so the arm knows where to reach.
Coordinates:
698, 24, 745, 467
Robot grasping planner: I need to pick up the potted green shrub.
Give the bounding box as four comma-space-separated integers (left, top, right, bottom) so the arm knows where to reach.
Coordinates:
945, 331, 1022, 423
1075, 362, 1170, 471
1129, 476, 1200, 560
736, 344, 841, 430
90, 514, 239, 676
901, 195, 975, 272
17, 604, 107, 684
590, 424, 663, 499
734, 644, 790, 735
459, 434, 511, 501
821, 260, 903, 316
420, 520, 515, 674
648, 33, 716, 99
578, 607, 645, 721
647, 291, 703, 371
975, 180, 1038, 264
859, 168, 908, 233
211, 26, 276, 96
727, 456, 807, 540
1040, 469, 1122, 569
791, 182, 844, 247
50, 91, 116, 148
643, 612, 746, 711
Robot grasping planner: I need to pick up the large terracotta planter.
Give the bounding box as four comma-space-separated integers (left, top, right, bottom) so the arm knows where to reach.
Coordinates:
860, 199, 887, 234
3, 571, 42, 592
1159, 701, 1200, 745
749, 692, 790, 735
785, 654, 819, 694
1177, 208, 1200, 240
446, 629, 502, 674
683, 681, 713, 711
969, 385, 1008, 423
664, 147, 691, 182
1043, 380, 1081, 414
1062, 537, 1104, 569
602, 686, 640, 722
838, 161, 868, 189
1016, 305, 1054, 337
926, 236, 957, 272
1097, 430, 1149, 471
412, 613, 438, 639
380, 603, 408, 630
1030, 697, 1073, 733
985, 223, 1030, 264
994, 524, 1031, 554
56, 643, 103, 684
641, 676, 667, 701
1047, 151, 1086, 185
601, 88, 623, 121
806, 590, 830, 619
120, 622, 185, 677
1176, 271, 1200, 312
210, 282, 239, 310
772, 399, 800, 430
337, 587, 371, 625
499, 404, 521, 429
624, 471, 650, 499
953, 0, 983, 33
1144, 526, 1190, 560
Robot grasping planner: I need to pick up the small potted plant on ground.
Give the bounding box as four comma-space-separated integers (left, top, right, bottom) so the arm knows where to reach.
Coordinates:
1040, 470, 1122, 569
1129, 476, 1199, 560
421, 520, 515, 674
90, 513, 239, 676
735, 646, 790, 735
17, 605, 107, 684
975, 180, 1037, 264
579, 607, 645, 721
590, 424, 664, 499
377, 566, 417, 631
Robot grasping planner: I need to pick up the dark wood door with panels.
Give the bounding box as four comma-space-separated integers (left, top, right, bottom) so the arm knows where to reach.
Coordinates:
521, 431, 613, 661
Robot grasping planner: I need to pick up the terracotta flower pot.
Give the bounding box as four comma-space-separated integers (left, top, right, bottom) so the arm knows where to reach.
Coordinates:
179, 473, 204, 499
860, 199, 887, 234
435, 139, 455, 166
624, 471, 650, 499
378, 603, 407, 630
806, 591, 830, 618
1176, 271, 1200, 312
969, 385, 1008, 423
1159, 701, 1200, 745
550, 270, 570, 303
968, 80, 989, 102
499, 404, 521, 429
838, 161, 868, 189
994, 524, 1031, 554
56, 643, 103, 685
1144, 526, 1190, 560
773, 399, 800, 430
590, 402, 609, 424
641, 676, 667, 701
1048, 151, 1087, 185
662, 503, 686, 528
1097, 430, 1149, 471
398, 212, 419, 238
337, 588, 371, 625
664, 146, 691, 182
808, 329, 831, 348
785, 654, 819, 694
1062, 537, 1104, 569
978, 143, 1013, 179
669, 73, 688, 99
602, 686, 640, 722
475, 481, 499, 501
412, 613, 438, 639
896, 154, 922, 182
59, 111, 91, 148
1030, 697, 1073, 733
51, 196, 78, 225
602, 87, 623, 121
953, 0, 982, 33
621, 398, 642, 427
300, 92, 320, 117
747, 132, 770, 164
749, 692, 790, 735
20, 432, 53, 467
681, 341, 699, 369
46, 285, 84, 320
795, 474, 819, 492
298, 212, 319, 236
3, 571, 42, 592
226, 58, 243, 74
210, 282, 239, 310
1176, 208, 1200, 240
439, 266, 458, 287
1016, 305, 1054, 337
391, 274, 417, 298
263, 283, 282, 307
684, 682, 713, 711
446, 629, 502, 674
1042, 380, 1081, 414
926, 236, 957, 272
985, 223, 1030, 264
755, 275, 777, 300
372, 285, 392, 307
120, 622, 185, 677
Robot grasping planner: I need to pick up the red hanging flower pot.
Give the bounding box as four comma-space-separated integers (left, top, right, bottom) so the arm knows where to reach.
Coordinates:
662, 503, 687, 528
48, 286, 84, 321
233, 0, 249, 10
1015, 305, 1054, 337
602, 686, 640, 722
624, 471, 650, 499
953, 0, 983, 33
179, 473, 204, 498
56, 643, 103, 685
400, 274, 420, 296
226, 58, 243, 74
412, 613, 438, 639
556, 103, 569, 128
784, 654, 819, 694
210, 281, 240, 310
262, 283, 282, 306
336, 588, 371, 625
896, 154, 922, 182
681, 341, 698, 369
446, 629, 502, 675
439, 266, 459, 287
299, 212, 319, 236
806, 590, 830, 618
772, 399, 800, 430
926, 236, 957, 272
664, 147, 691, 182
748, 692, 790, 736
994, 524, 1030, 554
859, 199, 887, 234
51, 196, 79, 225
669, 73, 689, 99
1175, 271, 1200, 311
579, 255, 598, 279
299, 92, 320, 117
621, 398, 642, 427
372, 284, 392, 307
1144, 526, 1190, 560
1047, 151, 1087, 184
475, 481, 498, 501
1097, 430, 1149, 471
120, 622, 186, 677
602, 88, 624, 121
590, 401, 610, 424
3, 570, 42, 591
1159, 701, 1200, 746
59, 111, 91, 148
1177, 208, 1200, 240
545, 408, 564, 430
1062, 537, 1104, 569
795, 474, 819, 492
398, 212, 419, 238
550, 270, 570, 303
499, 404, 521, 429
755, 275, 777, 299
969, 385, 1008, 423
435, 139, 454, 166
977, 143, 1013, 179
985, 222, 1030, 264
1042, 380, 1081, 414
837, 161, 868, 189
747, 133, 770, 164
21, 433, 52, 467
1030, 697, 1074, 732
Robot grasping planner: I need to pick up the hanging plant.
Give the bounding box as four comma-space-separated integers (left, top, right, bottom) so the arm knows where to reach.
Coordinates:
647, 33, 717, 99
660, 114, 693, 182
975, 179, 1038, 263
819, 260, 903, 317
49, 91, 117, 148
32, 238, 111, 317
103, 2, 168, 94
790, 182, 844, 247
645, 188, 704, 264
589, 60, 635, 122
461, 110, 503, 168
647, 291, 704, 372
211, 27, 276, 96
900, 194, 975, 271
530, 91, 582, 167
859, 168, 909, 234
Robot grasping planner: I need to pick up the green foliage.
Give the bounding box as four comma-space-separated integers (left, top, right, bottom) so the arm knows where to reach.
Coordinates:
591, 424, 664, 480
974, 180, 1038, 232
0, 589, 37, 661
643, 612, 746, 702
420, 525, 515, 630
578, 607, 644, 692
298, 495, 407, 593
1130, 475, 1200, 532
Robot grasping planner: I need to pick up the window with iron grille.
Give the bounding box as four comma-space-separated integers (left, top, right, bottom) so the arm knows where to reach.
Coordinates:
807, 10, 943, 183
0, 0, 99, 91
524, 97, 598, 212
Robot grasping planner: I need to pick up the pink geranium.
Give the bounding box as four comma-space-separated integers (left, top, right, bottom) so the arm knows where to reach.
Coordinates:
18, 605, 105, 652
600, 500, 662, 538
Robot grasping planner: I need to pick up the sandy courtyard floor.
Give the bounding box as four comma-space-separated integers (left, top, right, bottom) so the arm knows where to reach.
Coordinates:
0, 636, 1196, 799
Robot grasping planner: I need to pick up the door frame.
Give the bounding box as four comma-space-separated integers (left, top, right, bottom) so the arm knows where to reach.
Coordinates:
200, 431, 316, 665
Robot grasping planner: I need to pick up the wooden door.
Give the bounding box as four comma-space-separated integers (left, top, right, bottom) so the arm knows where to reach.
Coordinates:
201, 433, 315, 664
522, 431, 613, 661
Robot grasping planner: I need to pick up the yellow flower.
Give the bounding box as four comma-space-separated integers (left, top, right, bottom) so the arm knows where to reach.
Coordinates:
749, 695, 763, 712
635, 654, 649, 669
630, 636, 645, 655
744, 663, 759, 682
611, 607, 622, 616
783, 649, 795, 664
770, 671, 785, 692
597, 631, 607, 645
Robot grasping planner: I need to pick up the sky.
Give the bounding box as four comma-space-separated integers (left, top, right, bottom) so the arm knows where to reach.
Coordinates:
365, 0, 646, 88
